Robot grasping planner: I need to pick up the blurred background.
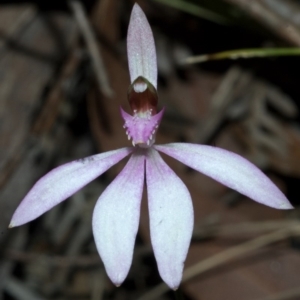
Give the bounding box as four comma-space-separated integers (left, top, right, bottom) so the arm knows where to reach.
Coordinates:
1, 0, 300, 299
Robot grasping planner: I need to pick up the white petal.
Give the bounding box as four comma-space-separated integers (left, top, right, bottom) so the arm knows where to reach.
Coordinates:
92, 151, 145, 286
146, 148, 193, 289
10, 148, 133, 227
156, 143, 293, 209
127, 4, 157, 88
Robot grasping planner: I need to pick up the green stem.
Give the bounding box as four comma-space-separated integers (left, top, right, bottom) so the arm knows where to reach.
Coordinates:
184, 48, 300, 64
152, 0, 230, 24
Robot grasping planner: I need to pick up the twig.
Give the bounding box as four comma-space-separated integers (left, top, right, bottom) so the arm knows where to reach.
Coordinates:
68, 0, 113, 98
0, 6, 36, 52
224, 0, 300, 46
183, 48, 300, 65
193, 220, 300, 239
4, 277, 46, 300
152, 0, 230, 25
138, 225, 300, 300
194, 66, 252, 143
5, 250, 101, 267
32, 50, 80, 134
91, 270, 106, 300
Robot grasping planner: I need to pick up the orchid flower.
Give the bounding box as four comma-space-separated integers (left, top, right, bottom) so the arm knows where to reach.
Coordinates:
9, 3, 292, 289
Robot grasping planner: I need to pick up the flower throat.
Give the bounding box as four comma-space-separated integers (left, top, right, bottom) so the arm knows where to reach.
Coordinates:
128, 76, 158, 116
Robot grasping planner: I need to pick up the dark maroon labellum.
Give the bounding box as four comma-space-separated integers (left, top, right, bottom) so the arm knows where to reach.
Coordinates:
128, 76, 158, 115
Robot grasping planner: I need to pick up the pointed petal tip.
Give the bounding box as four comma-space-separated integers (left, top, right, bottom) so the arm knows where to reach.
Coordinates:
131, 4, 146, 24
9, 215, 25, 228
280, 201, 294, 210
132, 3, 142, 12
162, 276, 180, 290
112, 277, 123, 288
163, 276, 180, 290
106, 268, 128, 288
108, 269, 128, 287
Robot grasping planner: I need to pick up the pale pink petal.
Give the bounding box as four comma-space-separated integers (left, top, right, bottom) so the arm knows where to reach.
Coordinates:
92, 150, 145, 286
146, 148, 193, 289
155, 143, 293, 209
127, 3, 157, 88
10, 148, 133, 227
